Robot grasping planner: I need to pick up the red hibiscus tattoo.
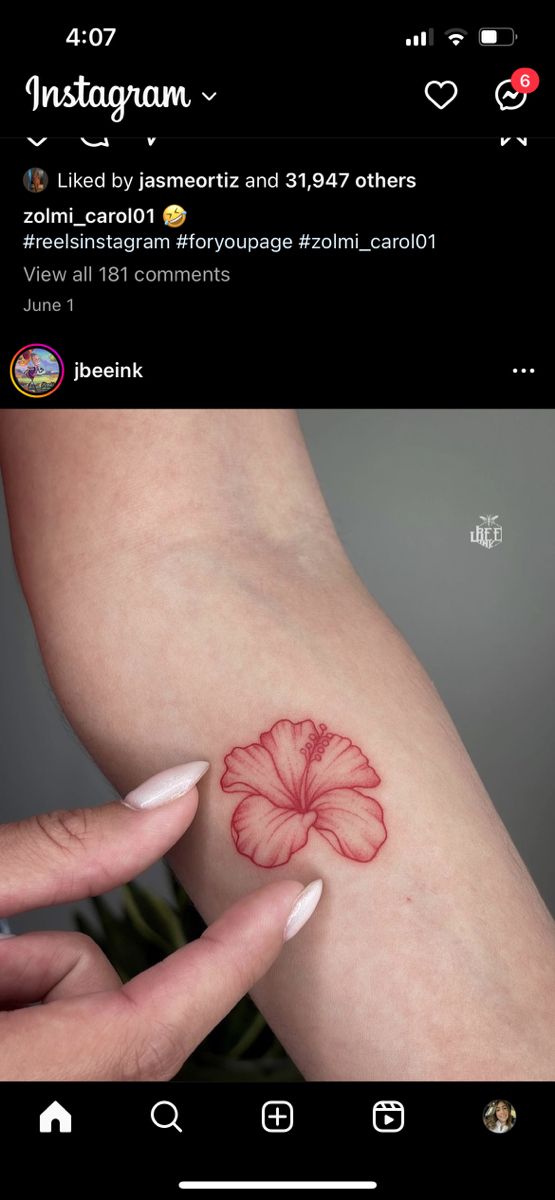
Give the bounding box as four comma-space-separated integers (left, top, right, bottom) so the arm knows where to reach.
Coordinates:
220, 718, 387, 867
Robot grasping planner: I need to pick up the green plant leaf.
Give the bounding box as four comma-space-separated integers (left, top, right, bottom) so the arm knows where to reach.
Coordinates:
86, 897, 144, 981
122, 885, 174, 955
123, 878, 183, 950
174, 1053, 303, 1082
167, 867, 189, 911
226, 1011, 268, 1060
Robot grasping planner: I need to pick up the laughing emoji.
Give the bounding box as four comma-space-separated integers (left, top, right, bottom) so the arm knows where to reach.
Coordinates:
163, 204, 187, 229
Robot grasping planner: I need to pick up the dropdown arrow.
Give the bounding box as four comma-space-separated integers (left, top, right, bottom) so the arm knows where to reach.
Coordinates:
202, 92, 217, 101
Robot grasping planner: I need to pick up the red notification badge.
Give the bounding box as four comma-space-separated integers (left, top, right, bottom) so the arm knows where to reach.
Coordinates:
511, 68, 540, 94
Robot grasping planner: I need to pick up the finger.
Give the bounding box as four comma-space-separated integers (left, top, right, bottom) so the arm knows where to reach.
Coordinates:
0, 878, 323, 1081
0, 932, 121, 1008
0, 761, 208, 917
122, 877, 324, 1074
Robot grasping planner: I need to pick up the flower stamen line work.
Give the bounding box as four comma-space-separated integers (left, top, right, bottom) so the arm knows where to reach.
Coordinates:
220, 718, 387, 867
300, 723, 334, 763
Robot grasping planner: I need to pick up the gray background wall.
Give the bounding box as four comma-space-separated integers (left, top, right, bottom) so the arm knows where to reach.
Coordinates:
1, 407, 554, 936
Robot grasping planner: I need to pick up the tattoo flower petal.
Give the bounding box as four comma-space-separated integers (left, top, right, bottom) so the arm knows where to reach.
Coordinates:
305, 733, 381, 804
231, 795, 317, 868
220, 741, 295, 809
221, 718, 387, 867
311, 788, 386, 861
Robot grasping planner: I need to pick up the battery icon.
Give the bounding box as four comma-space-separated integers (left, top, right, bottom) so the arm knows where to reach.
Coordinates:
479, 27, 517, 46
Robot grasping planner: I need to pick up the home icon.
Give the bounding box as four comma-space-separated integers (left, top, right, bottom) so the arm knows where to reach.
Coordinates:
39, 1101, 72, 1133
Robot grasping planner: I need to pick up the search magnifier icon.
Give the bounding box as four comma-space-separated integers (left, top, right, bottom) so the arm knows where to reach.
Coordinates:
150, 1101, 183, 1133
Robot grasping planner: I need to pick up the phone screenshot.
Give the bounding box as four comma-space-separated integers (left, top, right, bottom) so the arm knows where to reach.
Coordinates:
0, 13, 553, 1196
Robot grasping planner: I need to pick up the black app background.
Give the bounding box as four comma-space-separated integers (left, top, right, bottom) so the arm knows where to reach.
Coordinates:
0, 16, 553, 1193
2, 14, 551, 397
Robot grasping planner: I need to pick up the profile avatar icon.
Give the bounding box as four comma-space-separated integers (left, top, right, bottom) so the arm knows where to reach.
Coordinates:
23, 167, 48, 193
10, 344, 64, 396
483, 1099, 516, 1134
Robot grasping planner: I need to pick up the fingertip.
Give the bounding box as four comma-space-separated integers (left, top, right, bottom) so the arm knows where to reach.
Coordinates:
283, 878, 324, 941
225, 876, 324, 943
121, 761, 209, 811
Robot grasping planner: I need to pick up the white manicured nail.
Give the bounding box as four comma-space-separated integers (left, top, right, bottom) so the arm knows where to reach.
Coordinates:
283, 879, 323, 942
122, 761, 210, 810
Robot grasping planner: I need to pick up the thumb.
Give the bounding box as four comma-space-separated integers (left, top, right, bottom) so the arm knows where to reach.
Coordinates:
0, 878, 323, 1080
122, 878, 324, 1073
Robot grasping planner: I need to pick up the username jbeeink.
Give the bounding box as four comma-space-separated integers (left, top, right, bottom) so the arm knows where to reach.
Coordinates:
74, 362, 143, 380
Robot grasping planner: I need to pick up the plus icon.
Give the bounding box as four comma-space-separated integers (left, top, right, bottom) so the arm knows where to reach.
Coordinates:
261, 1100, 294, 1133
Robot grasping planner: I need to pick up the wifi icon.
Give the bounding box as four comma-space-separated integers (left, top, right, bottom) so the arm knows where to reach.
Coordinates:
445, 27, 468, 45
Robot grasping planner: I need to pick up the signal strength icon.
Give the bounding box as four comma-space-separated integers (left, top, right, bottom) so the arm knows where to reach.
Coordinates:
405, 28, 434, 46
445, 28, 468, 45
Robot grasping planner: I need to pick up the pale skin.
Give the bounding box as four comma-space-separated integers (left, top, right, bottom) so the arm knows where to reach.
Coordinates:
0, 775, 319, 1080
1, 408, 554, 1080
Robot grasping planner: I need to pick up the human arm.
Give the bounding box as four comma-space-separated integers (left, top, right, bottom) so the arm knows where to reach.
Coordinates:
1, 407, 554, 1080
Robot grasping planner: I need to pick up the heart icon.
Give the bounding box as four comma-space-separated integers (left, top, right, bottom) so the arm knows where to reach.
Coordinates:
424, 80, 458, 109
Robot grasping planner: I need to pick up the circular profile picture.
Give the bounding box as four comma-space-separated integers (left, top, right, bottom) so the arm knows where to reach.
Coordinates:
483, 1098, 517, 1134
23, 167, 48, 193
10, 344, 64, 397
